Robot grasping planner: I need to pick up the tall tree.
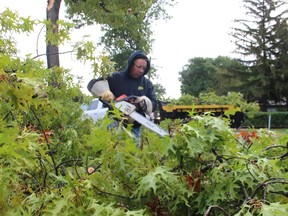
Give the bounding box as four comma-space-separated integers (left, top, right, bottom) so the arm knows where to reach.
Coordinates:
231, 0, 288, 109
272, 15, 288, 109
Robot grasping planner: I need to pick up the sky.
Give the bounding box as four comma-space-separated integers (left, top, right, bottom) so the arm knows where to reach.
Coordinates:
0, 0, 244, 99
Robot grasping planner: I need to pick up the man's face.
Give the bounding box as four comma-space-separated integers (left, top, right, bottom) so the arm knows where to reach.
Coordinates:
130, 58, 147, 78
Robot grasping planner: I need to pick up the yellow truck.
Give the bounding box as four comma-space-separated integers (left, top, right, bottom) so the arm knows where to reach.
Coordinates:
156, 101, 244, 128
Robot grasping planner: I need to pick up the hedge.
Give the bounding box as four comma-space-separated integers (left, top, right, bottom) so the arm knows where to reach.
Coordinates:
244, 112, 288, 128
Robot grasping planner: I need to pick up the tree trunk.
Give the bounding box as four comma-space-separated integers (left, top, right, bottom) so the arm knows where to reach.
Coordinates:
46, 0, 62, 87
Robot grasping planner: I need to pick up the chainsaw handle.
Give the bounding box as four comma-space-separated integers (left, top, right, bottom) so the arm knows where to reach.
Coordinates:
99, 94, 142, 111
99, 97, 114, 110
99, 95, 137, 107
115, 95, 138, 102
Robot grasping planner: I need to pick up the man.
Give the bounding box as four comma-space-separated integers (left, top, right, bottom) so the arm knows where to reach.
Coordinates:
87, 50, 157, 146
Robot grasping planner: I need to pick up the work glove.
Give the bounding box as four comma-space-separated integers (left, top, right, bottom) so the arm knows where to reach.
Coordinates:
90, 80, 110, 97
135, 96, 152, 115
101, 90, 115, 102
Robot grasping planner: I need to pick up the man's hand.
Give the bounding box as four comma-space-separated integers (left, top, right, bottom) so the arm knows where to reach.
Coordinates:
135, 96, 152, 114
101, 90, 114, 102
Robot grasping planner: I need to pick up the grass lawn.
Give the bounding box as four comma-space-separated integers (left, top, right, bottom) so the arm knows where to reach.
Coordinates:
271, 128, 288, 134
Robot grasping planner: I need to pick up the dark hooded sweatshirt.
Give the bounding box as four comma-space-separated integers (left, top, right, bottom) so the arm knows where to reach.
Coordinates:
87, 50, 157, 128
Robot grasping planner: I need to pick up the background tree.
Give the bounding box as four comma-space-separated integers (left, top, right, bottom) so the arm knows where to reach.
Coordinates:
179, 56, 247, 97
272, 15, 288, 109
231, 0, 288, 109
64, 0, 174, 73
179, 57, 216, 97
153, 83, 166, 101
212, 56, 248, 96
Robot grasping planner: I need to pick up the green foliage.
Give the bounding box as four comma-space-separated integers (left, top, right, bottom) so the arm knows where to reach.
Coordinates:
179, 57, 216, 97
0, 8, 35, 55
171, 92, 259, 118
44, 19, 74, 46
64, 0, 175, 71
74, 38, 116, 78
170, 94, 199, 105
1, 7, 287, 216
199, 92, 259, 117
179, 56, 247, 98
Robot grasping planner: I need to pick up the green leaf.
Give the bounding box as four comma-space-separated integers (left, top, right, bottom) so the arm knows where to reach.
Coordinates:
260, 202, 288, 216
134, 166, 177, 196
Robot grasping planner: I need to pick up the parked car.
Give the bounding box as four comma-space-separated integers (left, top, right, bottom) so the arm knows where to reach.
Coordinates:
81, 98, 109, 122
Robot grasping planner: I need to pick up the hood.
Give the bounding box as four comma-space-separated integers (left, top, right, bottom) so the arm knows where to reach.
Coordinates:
125, 50, 151, 77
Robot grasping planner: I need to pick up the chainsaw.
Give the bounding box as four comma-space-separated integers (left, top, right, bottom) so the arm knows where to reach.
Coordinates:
83, 95, 169, 137
101, 95, 169, 137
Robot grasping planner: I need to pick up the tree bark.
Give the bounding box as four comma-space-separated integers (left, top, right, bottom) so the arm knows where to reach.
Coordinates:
46, 0, 61, 69
46, 0, 62, 87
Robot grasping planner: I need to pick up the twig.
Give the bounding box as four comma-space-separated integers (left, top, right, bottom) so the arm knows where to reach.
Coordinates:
2, 111, 14, 121
74, 159, 81, 179
246, 163, 258, 183
250, 178, 288, 199
55, 159, 81, 170
263, 145, 287, 151
31, 107, 58, 176
263, 144, 287, 160
32, 50, 76, 60
204, 205, 230, 216
38, 157, 48, 187
200, 163, 214, 173
92, 185, 132, 199
36, 24, 45, 56
279, 152, 288, 160
266, 152, 288, 160
239, 182, 250, 200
